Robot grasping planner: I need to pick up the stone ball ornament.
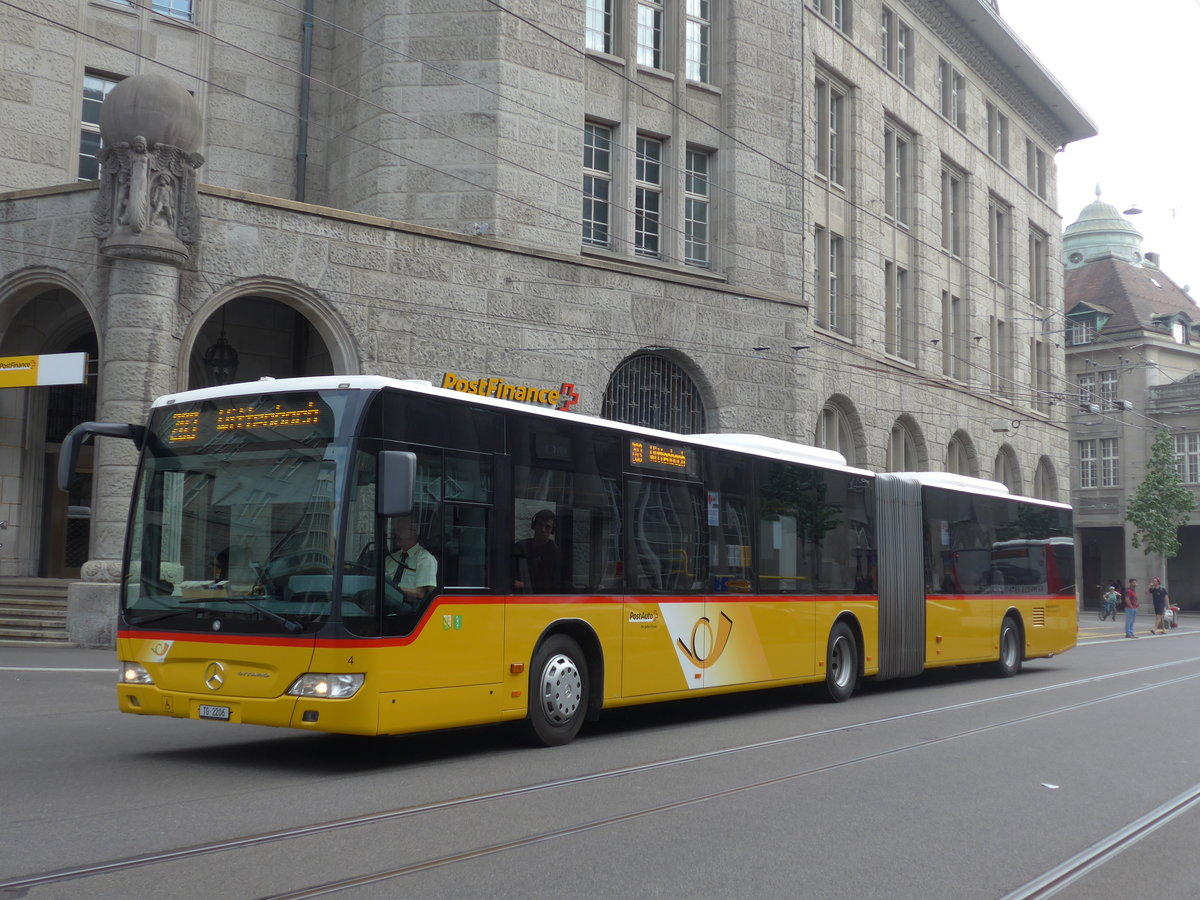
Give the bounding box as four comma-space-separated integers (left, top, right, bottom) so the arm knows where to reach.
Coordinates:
99, 73, 202, 153
91, 73, 206, 263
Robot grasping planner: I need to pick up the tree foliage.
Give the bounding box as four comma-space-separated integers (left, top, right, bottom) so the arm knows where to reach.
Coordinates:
1125, 428, 1196, 560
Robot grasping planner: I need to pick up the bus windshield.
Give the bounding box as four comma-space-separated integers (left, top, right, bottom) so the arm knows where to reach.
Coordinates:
122, 389, 366, 635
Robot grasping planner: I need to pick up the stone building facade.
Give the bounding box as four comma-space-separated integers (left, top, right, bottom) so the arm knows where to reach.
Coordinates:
0, 0, 1093, 644
1063, 193, 1200, 608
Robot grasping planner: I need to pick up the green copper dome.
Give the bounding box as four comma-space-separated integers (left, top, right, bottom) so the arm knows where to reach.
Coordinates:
1063, 185, 1143, 268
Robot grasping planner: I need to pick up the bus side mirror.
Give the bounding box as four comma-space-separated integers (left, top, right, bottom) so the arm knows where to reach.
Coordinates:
57, 422, 146, 492
378, 450, 416, 518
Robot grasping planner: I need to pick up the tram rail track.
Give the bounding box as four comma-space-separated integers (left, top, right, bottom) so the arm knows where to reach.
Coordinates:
5, 654, 1200, 899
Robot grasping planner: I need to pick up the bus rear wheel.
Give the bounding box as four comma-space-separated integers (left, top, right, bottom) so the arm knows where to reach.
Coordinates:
993, 615, 1023, 678
526, 634, 588, 746
823, 622, 859, 702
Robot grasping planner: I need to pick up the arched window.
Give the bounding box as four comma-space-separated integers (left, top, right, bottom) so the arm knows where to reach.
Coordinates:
887, 416, 926, 472
946, 431, 977, 476
1033, 456, 1058, 501
994, 444, 1021, 493
603, 353, 706, 434
816, 399, 859, 466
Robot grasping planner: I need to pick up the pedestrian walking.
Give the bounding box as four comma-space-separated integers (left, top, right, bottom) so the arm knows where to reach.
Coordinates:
1101, 582, 1121, 621
1124, 579, 1139, 638
1149, 577, 1169, 634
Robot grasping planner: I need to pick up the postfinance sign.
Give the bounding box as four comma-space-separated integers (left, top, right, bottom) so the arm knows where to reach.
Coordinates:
440, 372, 580, 411
0, 352, 88, 389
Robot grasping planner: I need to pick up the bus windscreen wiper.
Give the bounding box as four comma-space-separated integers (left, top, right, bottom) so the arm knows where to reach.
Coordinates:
180, 596, 303, 633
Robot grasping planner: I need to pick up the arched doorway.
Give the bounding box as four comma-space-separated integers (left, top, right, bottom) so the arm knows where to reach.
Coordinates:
0, 286, 98, 578
188, 296, 336, 388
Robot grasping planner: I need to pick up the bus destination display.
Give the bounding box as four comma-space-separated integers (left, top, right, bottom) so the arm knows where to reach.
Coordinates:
629, 439, 696, 475
165, 399, 323, 444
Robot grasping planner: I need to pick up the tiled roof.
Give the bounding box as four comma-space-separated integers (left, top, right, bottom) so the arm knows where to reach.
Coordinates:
1065, 255, 1199, 334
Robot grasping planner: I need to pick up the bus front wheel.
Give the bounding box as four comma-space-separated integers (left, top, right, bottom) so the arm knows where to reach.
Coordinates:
526, 634, 589, 746
993, 616, 1023, 678
823, 622, 859, 702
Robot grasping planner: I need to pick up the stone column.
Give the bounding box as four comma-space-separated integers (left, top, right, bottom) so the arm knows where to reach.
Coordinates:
67, 74, 203, 648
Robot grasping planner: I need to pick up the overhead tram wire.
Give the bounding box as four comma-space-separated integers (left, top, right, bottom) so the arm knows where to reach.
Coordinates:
6, 0, 1094, 347
4, 1, 1155, 439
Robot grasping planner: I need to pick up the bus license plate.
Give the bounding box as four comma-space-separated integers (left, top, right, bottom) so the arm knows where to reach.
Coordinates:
199, 705, 231, 721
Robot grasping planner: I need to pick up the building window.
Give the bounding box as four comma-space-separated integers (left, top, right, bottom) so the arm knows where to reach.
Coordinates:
604, 354, 707, 434
586, 0, 613, 53
986, 101, 1009, 167
947, 434, 971, 476
1079, 439, 1119, 488
582, 123, 612, 248
816, 402, 857, 465
941, 291, 965, 379
816, 74, 847, 187
1175, 434, 1200, 484
990, 316, 1011, 395
940, 162, 963, 256
814, 226, 846, 334
685, 0, 711, 82
637, 0, 664, 68
938, 59, 965, 130
152, 0, 193, 20
1100, 438, 1120, 487
1031, 338, 1050, 413
811, 0, 849, 32
1078, 440, 1097, 488
884, 123, 910, 225
887, 419, 920, 471
880, 7, 911, 84
1067, 317, 1096, 345
994, 447, 1020, 493
684, 148, 712, 267
988, 195, 1011, 283
885, 261, 910, 359
1029, 226, 1048, 307
79, 73, 121, 181
1026, 139, 1047, 199
1077, 373, 1096, 405
634, 135, 664, 258
1099, 370, 1118, 408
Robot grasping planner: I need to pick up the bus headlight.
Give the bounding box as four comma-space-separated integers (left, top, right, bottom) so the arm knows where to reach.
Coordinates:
286, 673, 364, 699
119, 662, 155, 685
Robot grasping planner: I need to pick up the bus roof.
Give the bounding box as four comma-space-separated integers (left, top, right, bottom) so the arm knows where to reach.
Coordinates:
149, 377, 1068, 506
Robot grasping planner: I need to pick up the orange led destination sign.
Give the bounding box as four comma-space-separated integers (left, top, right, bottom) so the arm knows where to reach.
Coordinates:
629, 439, 696, 475
441, 372, 580, 411
166, 401, 322, 443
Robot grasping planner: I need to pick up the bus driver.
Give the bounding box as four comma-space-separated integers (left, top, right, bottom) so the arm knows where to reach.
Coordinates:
385, 519, 437, 605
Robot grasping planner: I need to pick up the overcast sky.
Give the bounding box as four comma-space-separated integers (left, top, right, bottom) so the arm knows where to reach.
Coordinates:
999, 0, 1200, 298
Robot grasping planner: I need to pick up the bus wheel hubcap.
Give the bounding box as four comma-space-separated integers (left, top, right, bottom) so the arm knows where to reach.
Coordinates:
539, 653, 582, 724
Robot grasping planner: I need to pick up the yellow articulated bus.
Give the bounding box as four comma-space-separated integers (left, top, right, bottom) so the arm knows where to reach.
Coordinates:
60, 376, 1076, 746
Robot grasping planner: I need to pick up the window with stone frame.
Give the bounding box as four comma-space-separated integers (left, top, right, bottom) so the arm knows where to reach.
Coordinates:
884, 121, 911, 226
940, 161, 964, 256
814, 225, 848, 335
811, 0, 850, 33
79, 73, 122, 181
1175, 434, 1200, 484
634, 135, 664, 258
685, 0, 711, 83
637, 0, 665, 68
816, 72, 848, 187
684, 147, 712, 267
986, 101, 1009, 168
938, 58, 966, 130
885, 260, 911, 359
880, 6, 912, 84
988, 194, 1011, 283
586, 0, 614, 53
582, 122, 613, 248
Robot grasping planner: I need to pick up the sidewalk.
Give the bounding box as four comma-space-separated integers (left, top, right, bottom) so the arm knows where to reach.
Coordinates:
1077, 607, 1191, 641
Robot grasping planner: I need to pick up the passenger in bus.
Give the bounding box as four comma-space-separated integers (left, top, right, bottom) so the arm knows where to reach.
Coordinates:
385, 519, 437, 605
513, 509, 563, 593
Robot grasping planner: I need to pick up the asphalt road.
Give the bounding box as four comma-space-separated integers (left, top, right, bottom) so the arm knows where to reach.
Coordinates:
2, 615, 1197, 900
